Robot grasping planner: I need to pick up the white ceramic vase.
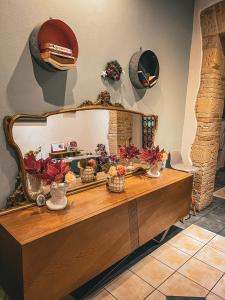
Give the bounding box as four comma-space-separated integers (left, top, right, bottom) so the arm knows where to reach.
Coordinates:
46, 182, 68, 210
126, 160, 135, 172
160, 160, 167, 170
146, 163, 161, 178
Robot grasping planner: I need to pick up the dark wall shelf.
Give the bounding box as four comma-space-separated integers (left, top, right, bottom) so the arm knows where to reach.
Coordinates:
129, 49, 159, 89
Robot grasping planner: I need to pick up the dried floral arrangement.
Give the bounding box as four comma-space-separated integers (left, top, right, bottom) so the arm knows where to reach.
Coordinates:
140, 146, 165, 165
24, 151, 73, 185
41, 161, 71, 185
107, 165, 126, 178
101, 60, 124, 81
96, 144, 108, 164
118, 144, 140, 160
24, 152, 50, 177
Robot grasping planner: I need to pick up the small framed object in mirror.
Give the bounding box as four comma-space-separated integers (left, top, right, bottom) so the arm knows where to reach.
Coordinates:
51, 143, 66, 153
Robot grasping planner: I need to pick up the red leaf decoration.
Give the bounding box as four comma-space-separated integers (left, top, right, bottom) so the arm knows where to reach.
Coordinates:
140, 146, 165, 165
118, 145, 140, 160
24, 153, 70, 185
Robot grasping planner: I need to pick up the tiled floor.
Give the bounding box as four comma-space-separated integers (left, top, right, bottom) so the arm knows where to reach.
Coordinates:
176, 196, 225, 236
82, 225, 225, 300
62, 195, 225, 300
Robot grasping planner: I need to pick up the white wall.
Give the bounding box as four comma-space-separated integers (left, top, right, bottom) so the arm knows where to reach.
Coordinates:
181, 0, 222, 164
0, 0, 194, 208
13, 111, 110, 158
13, 111, 143, 158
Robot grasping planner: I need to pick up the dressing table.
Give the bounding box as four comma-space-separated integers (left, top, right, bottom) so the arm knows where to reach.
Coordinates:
0, 168, 192, 300
0, 105, 192, 299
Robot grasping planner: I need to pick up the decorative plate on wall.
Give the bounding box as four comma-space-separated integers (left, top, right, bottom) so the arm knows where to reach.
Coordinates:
129, 49, 159, 89
29, 19, 78, 72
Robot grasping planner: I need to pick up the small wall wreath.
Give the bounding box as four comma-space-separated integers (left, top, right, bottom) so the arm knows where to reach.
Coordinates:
101, 60, 124, 81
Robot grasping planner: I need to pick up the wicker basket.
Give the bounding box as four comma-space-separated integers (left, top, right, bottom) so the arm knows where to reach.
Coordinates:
107, 175, 125, 193
81, 166, 95, 183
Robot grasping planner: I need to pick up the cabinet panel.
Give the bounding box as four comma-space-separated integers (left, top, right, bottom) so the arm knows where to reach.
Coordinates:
22, 204, 131, 300
137, 177, 192, 246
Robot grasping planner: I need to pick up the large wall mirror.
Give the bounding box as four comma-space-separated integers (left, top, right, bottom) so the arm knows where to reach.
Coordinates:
3, 106, 157, 215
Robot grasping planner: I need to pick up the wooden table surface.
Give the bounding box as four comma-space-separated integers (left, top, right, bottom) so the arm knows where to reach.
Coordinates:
0, 168, 192, 245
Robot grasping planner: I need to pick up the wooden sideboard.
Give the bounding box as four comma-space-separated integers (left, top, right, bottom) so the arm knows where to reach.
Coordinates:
0, 168, 192, 300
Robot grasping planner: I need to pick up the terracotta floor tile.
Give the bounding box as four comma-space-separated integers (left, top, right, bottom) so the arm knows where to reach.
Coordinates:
212, 274, 225, 299
105, 270, 154, 300
206, 292, 224, 300
150, 243, 190, 270
194, 245, 225, 272
168, 232, 204, 255
145, 290, 166, 300
158, 272, 208, 297
178, 257, 223, 290
87, 289, 116, 300
130, 255, 174, 288
183, 224, 216, 243
208, 235, 225, 253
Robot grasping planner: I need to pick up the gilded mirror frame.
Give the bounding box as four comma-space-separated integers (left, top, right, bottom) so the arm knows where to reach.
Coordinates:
2, 105, 158, 215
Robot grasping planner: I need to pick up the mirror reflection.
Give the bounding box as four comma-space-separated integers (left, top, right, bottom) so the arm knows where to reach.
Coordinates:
12, 109, 143, 200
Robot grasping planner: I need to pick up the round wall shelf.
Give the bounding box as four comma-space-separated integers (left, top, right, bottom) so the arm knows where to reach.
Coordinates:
29, 19, 78, 72
129, 49, 159, 89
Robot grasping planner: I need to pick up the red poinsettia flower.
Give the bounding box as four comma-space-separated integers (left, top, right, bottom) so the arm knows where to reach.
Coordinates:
118, 144, 140, 160
41, 160, 70, 185
24, 153, 42, 175
140, 146, 165, 165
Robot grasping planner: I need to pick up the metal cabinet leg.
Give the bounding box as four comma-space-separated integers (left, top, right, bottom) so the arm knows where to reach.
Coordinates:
153, 227, 171, 244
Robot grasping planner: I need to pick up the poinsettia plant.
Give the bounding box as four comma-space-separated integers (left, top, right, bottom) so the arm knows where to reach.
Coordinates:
24, 152, 50, 176
24, 152, 70, 185
140, 146, 165, 166
117, 144, 140, 160
40, 160, 70, 185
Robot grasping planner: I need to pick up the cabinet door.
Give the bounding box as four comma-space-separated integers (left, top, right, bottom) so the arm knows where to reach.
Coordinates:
22, 204, 132, 300
137, 177, 192, 246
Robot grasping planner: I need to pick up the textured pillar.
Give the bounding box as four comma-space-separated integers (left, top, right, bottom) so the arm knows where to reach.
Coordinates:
108, 111, 133, 155
191, 3, 225, 210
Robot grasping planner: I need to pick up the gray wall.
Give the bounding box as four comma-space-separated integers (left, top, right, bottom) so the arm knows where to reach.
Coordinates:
0, 0, 194, 208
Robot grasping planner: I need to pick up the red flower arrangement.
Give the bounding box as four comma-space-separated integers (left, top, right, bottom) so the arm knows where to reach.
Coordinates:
24, 153, 49, 176
118, 144, 140, 160
24, 153, 70, 185
140, 146, 165, 165
41, 160, 70, 185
